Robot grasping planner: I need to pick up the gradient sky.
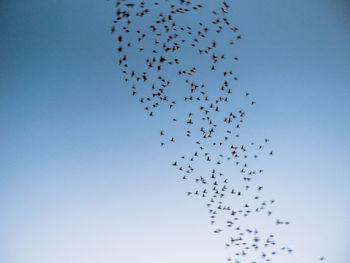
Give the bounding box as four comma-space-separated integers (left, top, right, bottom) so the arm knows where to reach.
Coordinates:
1, 0, 350, 263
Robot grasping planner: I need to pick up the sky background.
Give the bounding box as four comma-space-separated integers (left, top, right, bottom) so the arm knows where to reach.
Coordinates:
1, 0, 350, 263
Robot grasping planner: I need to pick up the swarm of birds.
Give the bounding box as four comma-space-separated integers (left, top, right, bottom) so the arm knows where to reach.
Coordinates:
108, 0, 326, 262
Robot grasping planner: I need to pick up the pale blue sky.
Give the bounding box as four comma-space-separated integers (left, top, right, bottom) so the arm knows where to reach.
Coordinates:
1, 0, 349, 263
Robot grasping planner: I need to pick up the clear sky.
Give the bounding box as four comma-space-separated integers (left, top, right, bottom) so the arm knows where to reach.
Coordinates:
1, 0, 349, 263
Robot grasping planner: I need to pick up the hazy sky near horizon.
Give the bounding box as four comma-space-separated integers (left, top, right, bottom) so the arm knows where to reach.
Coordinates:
1, 0, 350, 263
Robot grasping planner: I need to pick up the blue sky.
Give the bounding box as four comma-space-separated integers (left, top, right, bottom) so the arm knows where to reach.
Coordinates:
1, 0, 350, 262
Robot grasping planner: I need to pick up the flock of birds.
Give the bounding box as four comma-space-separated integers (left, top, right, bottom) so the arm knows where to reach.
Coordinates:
108, 0, 326, 262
